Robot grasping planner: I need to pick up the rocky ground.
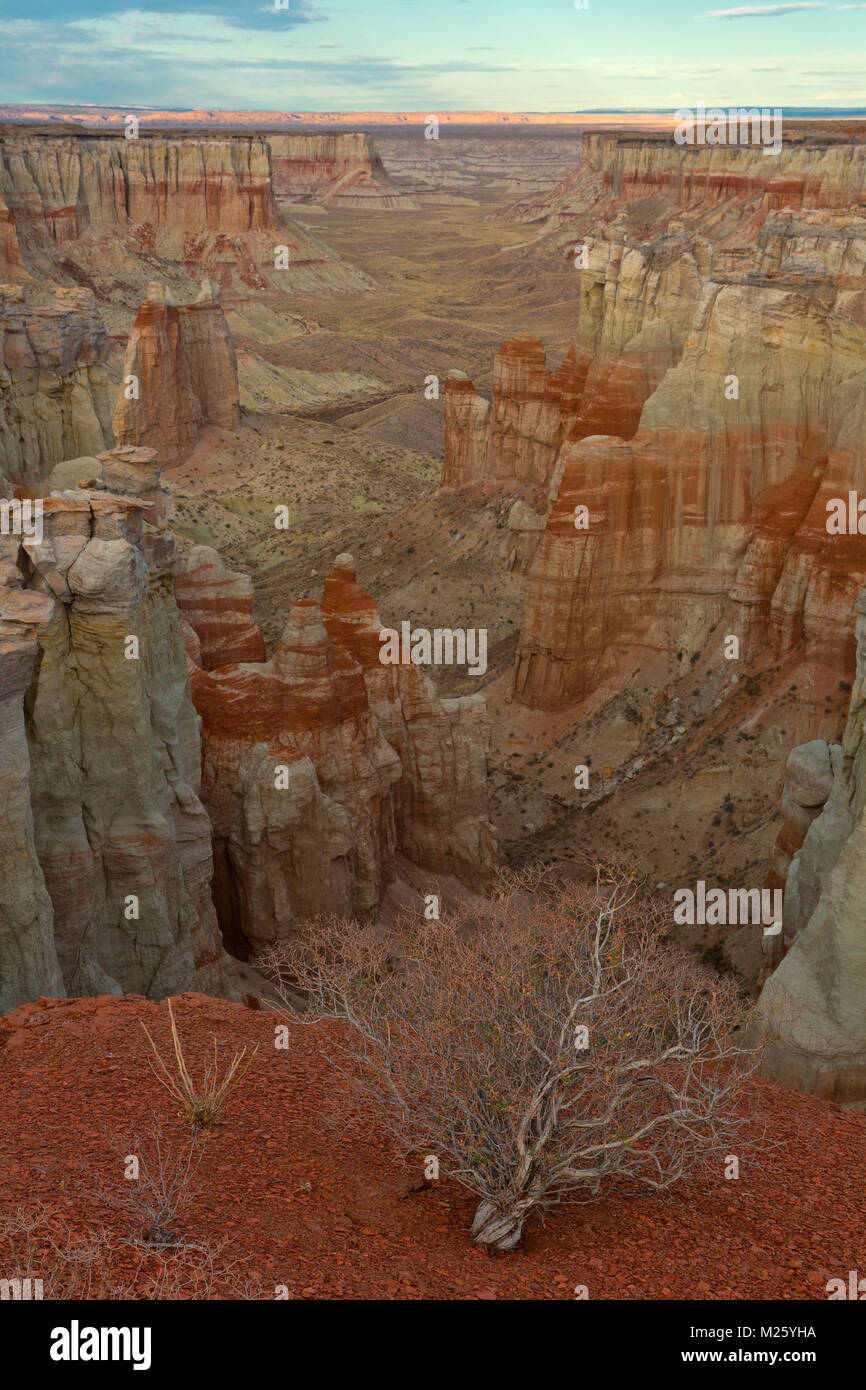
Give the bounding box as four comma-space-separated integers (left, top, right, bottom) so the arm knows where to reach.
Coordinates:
1, 992, 863, 1300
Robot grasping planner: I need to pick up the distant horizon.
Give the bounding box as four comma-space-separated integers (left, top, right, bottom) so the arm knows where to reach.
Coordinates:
3, 102, 866, 123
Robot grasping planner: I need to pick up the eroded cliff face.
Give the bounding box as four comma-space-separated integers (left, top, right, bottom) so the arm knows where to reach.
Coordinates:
270, 132, 419, 209
441, 338, 585, 497
184, 554, 495, 959
515, 233, 866, 708
505, 131, 866, 233
0, 282, 113, 484
756, 592, 866, 1101
321, 557, 497, 890
0, 131, 375, 299
0, 134, 273, 265
0, 445, 235, 1008
441, 135, 866, 719
0, 584, 63, 1013
112, 281, 240, 466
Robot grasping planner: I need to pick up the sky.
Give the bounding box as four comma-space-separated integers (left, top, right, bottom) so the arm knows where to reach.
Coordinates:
1, 0, 865, 112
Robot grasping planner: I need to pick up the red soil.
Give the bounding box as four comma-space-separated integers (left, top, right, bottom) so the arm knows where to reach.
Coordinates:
1, 992, 863, 1301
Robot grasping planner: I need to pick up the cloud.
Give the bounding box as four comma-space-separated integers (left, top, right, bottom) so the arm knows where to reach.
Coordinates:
3, 1, 328, 31
704, 3, 828, 14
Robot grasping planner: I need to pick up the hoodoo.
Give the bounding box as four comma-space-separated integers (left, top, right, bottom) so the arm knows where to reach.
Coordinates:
113, 281, 240, 467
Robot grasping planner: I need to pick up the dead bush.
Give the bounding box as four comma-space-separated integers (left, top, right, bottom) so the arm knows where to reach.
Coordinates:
263, 865, 760, 1251
141, 997, 257, 1131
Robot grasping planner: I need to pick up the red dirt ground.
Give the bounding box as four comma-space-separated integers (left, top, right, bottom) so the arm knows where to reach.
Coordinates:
1, 992, 863, 1301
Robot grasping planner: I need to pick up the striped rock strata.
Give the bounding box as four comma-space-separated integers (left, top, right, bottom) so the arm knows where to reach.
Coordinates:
188, 555, 495, 959
0, 445, 235, 1009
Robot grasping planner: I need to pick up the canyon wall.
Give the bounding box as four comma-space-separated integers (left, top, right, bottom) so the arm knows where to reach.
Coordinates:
0, 131, 375, 297
270, 132, 419, 209
0, 282, 112, 484
515, 228, 866, 709
505, 131, 866, 234
441, 339, 585, 497
0, 584, 64, 1013
0, 133, 274, 275
113, 280, 240, 466
756, 590, 866, 1101
0, 445, 236, 1009
320, 556, 497, 889
441, 136, 866, 720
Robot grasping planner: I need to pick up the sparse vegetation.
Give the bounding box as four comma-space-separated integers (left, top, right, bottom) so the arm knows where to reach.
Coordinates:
264, 866, 759, 1251
141, 998, 258, 1131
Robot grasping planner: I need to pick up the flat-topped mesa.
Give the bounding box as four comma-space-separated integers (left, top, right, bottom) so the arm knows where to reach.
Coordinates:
321, 556, 497, 891
440, 337, 585, 496
589, 132, 866, 215
188, 593, 401, 958
269, 131, 420, 209
0, 132, 376, 297
754, 591, 866, 1101
0, 445, 236, 1008
174, 544, 265, 669
112, 281, 239, 467
505, 131, 866, 234
0, 282, 113, 484
0, 134, 276, 278
514, 226, 866, 711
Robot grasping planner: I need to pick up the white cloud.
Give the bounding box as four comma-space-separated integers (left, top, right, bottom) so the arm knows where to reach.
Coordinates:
704, 3, 828, 15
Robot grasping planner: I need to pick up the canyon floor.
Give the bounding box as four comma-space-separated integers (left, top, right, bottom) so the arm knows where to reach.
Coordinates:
1, 992, 863, 1300
165, 178, 809, 979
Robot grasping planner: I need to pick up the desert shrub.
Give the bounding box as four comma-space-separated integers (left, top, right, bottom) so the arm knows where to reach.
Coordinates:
264, 866, 758, 1250
141, 997, 258, 1131
0, 1202, 255, 1300
93, 1118, 206, 1247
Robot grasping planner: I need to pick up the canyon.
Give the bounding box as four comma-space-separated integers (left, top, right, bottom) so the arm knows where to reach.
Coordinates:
0, 428, 495, 1010
1, 118, 866, 1110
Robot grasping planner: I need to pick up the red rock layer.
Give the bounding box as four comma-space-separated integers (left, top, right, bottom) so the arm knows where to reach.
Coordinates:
174, 545, 265, 669
515, 258, 866, 708
188, 555, 495, 958
189, 595, 401, 958
437, 137, 866, 715
321, 558, 496, 890
505, 132, 866, 236
0, 132, 376, 297
0, 135, 275, 276
441, 337, 586, 496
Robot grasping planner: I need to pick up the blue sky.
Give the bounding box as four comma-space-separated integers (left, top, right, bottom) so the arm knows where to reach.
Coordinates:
1, 0, 864, 111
